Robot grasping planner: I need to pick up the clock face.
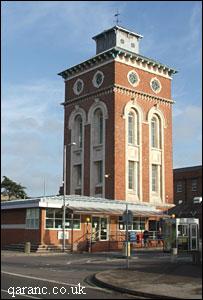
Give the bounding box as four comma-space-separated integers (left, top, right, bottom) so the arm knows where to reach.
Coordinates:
150, 78, 161, 93
128, 71, 140, 87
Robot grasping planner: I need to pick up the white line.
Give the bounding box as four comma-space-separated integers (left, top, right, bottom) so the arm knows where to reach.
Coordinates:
1, 271, 103, 291
1, 289, 41, 299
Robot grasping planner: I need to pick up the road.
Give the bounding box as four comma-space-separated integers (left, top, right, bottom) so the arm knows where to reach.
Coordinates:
1, 251, 150, 299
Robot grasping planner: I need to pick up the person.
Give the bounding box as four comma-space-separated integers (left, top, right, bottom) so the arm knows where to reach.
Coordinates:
143, 230, 149, 247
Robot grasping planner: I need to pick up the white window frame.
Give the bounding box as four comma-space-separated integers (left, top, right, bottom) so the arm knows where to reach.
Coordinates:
45, 209, 81, 230
152, 164, 159, 193
191, 179, 197, 191
151, 115, 160, 149
176, 181, 183, 193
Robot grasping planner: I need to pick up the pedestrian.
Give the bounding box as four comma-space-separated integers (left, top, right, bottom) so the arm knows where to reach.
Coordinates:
143, 230, 149, 247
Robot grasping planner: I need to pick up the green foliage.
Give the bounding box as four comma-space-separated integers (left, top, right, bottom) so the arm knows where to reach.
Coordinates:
1, 176, 28, 200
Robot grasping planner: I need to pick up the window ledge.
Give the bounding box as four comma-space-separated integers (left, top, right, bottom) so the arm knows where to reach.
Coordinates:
73, 149, 82, 154
95, 184, 103, 188
93, 144, 103, 150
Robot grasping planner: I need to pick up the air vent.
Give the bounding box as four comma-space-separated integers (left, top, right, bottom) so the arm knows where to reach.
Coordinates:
193, 197, 202, 204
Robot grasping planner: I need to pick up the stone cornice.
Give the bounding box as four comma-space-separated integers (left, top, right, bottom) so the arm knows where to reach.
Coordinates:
61, 84, 175, 106
114, 84, 175, 104
58, 48, 177, 80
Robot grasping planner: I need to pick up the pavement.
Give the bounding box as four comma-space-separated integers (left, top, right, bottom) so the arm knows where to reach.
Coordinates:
93, 253, 202, 299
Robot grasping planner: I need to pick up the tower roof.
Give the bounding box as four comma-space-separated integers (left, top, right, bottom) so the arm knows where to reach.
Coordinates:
92, 25, 143, 40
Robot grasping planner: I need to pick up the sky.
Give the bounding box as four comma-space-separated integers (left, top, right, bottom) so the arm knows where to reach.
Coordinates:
2, 1, 202, 197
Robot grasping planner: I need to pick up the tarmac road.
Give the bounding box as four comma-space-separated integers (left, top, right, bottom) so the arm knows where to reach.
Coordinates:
1, 251, 146, 299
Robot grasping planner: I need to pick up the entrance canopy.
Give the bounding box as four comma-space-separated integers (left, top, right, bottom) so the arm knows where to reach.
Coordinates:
1, 195, 169, 218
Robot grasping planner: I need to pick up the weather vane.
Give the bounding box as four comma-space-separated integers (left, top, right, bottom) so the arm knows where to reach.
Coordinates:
114, 10, 121, 26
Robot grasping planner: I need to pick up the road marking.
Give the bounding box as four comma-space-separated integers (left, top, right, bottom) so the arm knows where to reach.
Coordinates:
1, 289, 41, 299
1, 271, 104, 291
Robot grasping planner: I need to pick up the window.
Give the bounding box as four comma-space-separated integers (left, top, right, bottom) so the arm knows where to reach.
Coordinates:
192, 179, 197, 191
152, 164, 158, 193
95, 161, 103, 185
45, 209, 81, 230
176, 182, 182, 193
120, 39, 125, 44
131, 43, 135, 48
128, 110, 139, 145
128, 161, 138, 193
128, 161, 134, 190
75, 164, 82, 187
118, 216, 146, 231
26, 208, 39, 229
128, 112, 134, 144
150, 78, 162, 93
151, 115, 161, 149
94, 108, 103, 145
75, 115, 83, 148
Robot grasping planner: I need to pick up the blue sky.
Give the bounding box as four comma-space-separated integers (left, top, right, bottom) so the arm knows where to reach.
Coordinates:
2, 1, 202, 197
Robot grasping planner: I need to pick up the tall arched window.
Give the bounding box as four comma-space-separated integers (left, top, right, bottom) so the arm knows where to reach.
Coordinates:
151, 115, 161, 149
75, 115, 83, 148
94, 108, 103, 145
128, 109, 139, 145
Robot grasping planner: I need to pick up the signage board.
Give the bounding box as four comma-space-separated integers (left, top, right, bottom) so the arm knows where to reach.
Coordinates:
57, 231, 69, 240
122, 210, 133, 225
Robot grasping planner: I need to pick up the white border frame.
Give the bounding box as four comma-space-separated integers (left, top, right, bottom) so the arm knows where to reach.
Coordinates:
127, 70, 140, 87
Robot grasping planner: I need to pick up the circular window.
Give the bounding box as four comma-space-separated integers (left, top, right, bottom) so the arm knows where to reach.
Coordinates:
150, 78, 162, 93
127, 70, 140, 87
73, 79, 84, 95
92, 71, 104, 88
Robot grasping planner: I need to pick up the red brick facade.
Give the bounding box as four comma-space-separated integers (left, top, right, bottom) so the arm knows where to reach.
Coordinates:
64, 59, 174, 207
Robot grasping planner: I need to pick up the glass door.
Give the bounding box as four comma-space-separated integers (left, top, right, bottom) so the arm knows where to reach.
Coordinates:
92, 217, 100, 241
91, 217, 109, 241
100, 217, 108, 240
190, 224, 198, 250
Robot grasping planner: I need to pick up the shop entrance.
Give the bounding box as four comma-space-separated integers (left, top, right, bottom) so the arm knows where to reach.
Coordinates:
163, 218, 199, 252
91, 216, 108, 241
177, 223, 198, 251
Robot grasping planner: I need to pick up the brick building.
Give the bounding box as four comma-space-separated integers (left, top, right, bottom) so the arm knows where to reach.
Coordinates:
169, 165, 202, 237
59, 25, 177, 207
2, 25, 177, 251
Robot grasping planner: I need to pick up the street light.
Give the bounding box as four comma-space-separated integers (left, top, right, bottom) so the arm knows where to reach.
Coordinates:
62, 142, 76, 252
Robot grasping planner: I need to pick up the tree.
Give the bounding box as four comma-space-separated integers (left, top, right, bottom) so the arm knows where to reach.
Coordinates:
1, 176, 28, 200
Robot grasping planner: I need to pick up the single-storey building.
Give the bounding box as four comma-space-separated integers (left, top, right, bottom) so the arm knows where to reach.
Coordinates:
1, 195, 169, 252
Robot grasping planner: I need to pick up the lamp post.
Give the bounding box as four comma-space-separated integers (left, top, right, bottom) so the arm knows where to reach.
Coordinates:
86, 217, 90, 252
62, 142, 76, 253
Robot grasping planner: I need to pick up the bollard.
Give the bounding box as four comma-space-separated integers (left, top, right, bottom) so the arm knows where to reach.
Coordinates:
123, 242, 131, 257
172, 248, 178, 255
24, 242, 31, 254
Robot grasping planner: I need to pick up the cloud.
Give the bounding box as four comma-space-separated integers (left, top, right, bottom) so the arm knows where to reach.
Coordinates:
1, 79, 64, 196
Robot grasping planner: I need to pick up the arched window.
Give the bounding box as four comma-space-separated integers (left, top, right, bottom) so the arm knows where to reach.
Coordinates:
94, 108, 103, 145
75, 115, 83, 148
151, 115, 161, 149
128, 110, 139, 145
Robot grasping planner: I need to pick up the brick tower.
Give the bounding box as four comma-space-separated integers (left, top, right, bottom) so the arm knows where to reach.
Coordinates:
58, 25, 177, 210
